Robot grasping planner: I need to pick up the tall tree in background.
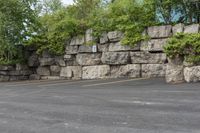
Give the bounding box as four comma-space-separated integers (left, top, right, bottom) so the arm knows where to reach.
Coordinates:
0, 0, 38, 63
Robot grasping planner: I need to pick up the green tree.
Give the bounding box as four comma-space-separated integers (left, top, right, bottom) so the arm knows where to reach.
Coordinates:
0, 0, 38, 64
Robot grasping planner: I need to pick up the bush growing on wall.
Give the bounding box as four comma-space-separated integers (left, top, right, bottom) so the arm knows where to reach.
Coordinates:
164, 33, 200, 64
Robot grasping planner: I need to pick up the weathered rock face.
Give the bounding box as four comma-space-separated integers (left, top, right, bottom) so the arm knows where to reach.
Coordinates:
36, 67, 50, 76
173, 23, 184, 34
109, 42, 140, 52
82, 65, 110, 79
39, 58, 55, 66
107, 31, 123, 42
0, 75, 9, 82
29, 74, 41, 80
70, 36, 85, 45
147, 25, 172, 38
60, 66, 82, 79
50, 65, 61, 76
142, 64, 166, 78
78, 45, 93, 53
55, 56, 66, 67
9, 70, 32, 76
101, 52, 130, 65
141, 39, 168, 52
131, 52, 167, 64
85, 29, 94, 43
76, 53, 102, 66
111, 64, 141, 78
100, 32, 109, 44
184, 24, 199, 33
16, 64, 28, 71
166, 64, 184, 84
97, 43, 109, 52
10, 76, 29, 81
64, 54, 74, 61
65, 45, 78, 54
184, 66, 200, 83
0, 65, 14, 71
28, 53, 39, 67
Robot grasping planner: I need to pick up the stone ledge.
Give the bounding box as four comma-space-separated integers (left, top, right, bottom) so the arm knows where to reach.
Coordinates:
184, 66, 200, 83
130, 52, 167, 64
82, 65, 110, 79
101, 52, 130, 65
142, 64, 166, 78
110, 64, 141, 78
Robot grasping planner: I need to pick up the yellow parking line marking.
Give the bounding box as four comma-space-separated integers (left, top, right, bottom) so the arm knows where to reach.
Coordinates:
82, 78, 148, 87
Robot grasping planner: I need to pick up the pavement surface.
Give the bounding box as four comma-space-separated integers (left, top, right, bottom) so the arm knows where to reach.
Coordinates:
0, 78, 199, 133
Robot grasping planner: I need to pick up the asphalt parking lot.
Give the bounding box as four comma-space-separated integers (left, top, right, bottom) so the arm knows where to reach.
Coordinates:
0, 78, 199, 133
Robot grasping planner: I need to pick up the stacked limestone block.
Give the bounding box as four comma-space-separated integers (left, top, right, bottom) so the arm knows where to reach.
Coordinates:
60, 26, 170, 80
0, 64, 33, 82
165, 23, 200, 83
36, 52, 66, 80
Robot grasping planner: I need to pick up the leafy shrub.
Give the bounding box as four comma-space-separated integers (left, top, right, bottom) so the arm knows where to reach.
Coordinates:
89, 0, 156, 46
164, 33, 200, 64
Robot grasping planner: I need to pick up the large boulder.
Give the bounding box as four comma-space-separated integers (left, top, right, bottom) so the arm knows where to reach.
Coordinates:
78, 45, 93, 53
0, 65, 14, 71
108, 42, 140, 52
85, 29, 94, 43
184, 24, 199, 33
82, 65, 110, 79
64, 54, 74, 61
100, 32, 109, 44
0, 75, 9, 82
184, 66, 200, 83
29, 74, 41, 80
28, 53, 39, 67
10, 76, 29, 81
140, 39, 168, 52
101, 52, 130, 65
65, 45, 78, 54
142, 64, 166, 78
70, 36, 85, 45
50, 65, 61, 76
147, 25, 172, 38
55, 56, 66, 67
9, 70, 32, 76
36, 67, 50, 76
110, 64, 141, 78
97, 43, 109, 52
172, 23, 184, 34
130, 52, 167, 64
166, 64, 184, 84
0, 71, 8, 75
39, 58, 55, 66
16, 64, 29, 71
60, 66, 82, 79
76, 53, 102, 66
107, 31, 123, 42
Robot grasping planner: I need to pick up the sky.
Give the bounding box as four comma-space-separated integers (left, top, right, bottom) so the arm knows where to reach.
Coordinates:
62, 0, 74, 5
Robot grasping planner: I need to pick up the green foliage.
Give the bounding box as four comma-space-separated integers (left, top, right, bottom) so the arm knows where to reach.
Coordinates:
0, 0, 38, 64
164, 33, 200, 64
155, 0, 200, 24
89, 0, 156, 46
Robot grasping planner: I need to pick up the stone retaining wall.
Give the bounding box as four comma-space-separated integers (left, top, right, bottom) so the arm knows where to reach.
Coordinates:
0, 64, 33, 82
1, 23, 199, 83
